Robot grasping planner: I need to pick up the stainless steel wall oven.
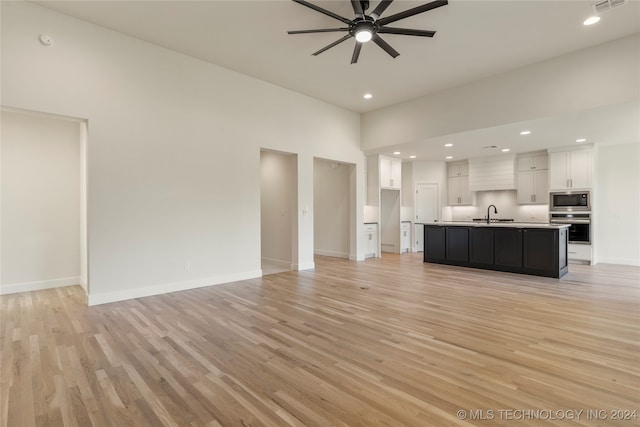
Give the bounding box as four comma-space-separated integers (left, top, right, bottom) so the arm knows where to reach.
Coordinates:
549, 212, 591, 244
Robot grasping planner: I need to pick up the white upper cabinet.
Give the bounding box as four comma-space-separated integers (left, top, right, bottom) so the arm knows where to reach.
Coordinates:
448, 163, 469, 178
518, 169, 549, 204
549, 149, 592, 190
380, 156, 401, 189
517, 153, 549, 204
518, 154, 548, 172
451, 175, 473, 205
447, 162, 472, 206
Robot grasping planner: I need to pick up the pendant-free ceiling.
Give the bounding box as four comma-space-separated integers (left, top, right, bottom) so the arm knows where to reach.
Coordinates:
288, 0, 448, 64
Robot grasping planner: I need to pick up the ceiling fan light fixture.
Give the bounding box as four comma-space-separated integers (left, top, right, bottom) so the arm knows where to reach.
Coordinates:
354, 21, 375, 42
355, 29, 373, 42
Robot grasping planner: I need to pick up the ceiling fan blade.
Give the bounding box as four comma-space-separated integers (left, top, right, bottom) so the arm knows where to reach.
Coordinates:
377, 0, 448, 26
312, 34, 353, 56
288, 28, 349, 34
372, 34, 399, 58
292, 0, 352, 25
351, 0, 364, 16
351, 42, 363, 64
378, 27, 436, 37
371, 0, 393, 20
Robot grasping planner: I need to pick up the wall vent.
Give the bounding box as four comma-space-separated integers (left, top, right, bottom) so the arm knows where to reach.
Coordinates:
592, 0, 626, 14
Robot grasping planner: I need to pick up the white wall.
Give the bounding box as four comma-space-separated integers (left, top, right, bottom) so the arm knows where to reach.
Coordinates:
1, 3, 364, 304
1, 110, 81, 293
401, 162, 413, 221
79, 121, 88, 292
261, 150, 297, 268
362, 34, 640, 150
313, 158, 351, 259
595, 143, 640, 266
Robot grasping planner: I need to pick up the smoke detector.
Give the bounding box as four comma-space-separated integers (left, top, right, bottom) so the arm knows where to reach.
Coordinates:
39, 34, 54, 46
592, 0, 626, 14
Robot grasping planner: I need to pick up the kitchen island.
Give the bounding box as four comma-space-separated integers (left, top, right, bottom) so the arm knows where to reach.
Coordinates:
422, 222, 570, 278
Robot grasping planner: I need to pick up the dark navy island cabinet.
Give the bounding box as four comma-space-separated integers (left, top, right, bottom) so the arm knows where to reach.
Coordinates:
423, 224, 568, 278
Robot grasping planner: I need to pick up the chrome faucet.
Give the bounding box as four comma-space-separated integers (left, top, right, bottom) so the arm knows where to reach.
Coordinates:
487, 205, 498, 224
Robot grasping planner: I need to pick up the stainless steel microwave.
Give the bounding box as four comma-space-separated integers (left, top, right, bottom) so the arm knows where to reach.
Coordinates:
550, 191, 590, 211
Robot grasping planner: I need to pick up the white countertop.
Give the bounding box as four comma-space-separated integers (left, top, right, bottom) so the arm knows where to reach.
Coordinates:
424, 222, 570, 229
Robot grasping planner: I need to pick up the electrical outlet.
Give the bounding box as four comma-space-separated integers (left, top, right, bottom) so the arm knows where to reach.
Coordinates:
184, 261, 191, 270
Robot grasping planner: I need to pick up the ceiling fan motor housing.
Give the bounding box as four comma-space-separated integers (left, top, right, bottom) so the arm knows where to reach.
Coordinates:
350, 17, 377, 38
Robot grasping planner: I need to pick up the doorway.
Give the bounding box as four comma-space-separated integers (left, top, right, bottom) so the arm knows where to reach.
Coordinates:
313, 158, 355, 259
380, 189, 401, 254
1, 108, 88, 295
260, 149, 298, 275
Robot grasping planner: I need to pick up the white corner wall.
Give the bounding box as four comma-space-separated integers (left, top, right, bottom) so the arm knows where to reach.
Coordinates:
1, 3, 364, 304
1, 110, 81, 293
595, 143, 640, 266
314, 158, 351, 259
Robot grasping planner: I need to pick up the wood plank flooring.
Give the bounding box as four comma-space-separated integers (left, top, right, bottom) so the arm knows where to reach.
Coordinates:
1, 254, 639, 426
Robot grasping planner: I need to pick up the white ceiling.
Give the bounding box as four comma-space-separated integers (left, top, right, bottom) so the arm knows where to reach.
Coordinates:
33, 0, 640, 160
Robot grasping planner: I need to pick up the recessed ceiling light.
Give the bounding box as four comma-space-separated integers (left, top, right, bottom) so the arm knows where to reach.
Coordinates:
409, 155, 416, 159
444, 143, 453, 147
576, 138, 586, 142
502, 148, 510, 152
520, 130, 531, 135
446, 156, 453, 160
393, 151, 401, 155
363, 93, 373, 99
583, 16, 601, 26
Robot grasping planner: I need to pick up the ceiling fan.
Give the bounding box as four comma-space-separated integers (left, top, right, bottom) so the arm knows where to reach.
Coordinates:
288, 0, 448, 64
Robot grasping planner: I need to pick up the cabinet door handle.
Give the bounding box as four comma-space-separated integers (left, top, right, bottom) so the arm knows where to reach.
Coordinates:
369, 234, 372, 241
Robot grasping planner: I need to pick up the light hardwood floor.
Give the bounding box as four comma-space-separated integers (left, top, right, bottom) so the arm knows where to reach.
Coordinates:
2, 254, 639, 426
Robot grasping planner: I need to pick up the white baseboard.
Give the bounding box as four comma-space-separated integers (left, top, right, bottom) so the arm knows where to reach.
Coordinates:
0, 276, 81, 295
350, 253, 365, 261
261, 257, 291, 269
596, 257, 640, 267
314, 249, 349, 259
297, 262, 315, 271
87, 270, 262, 306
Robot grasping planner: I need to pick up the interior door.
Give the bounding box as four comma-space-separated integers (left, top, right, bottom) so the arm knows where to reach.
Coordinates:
415, 183, 439, 252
